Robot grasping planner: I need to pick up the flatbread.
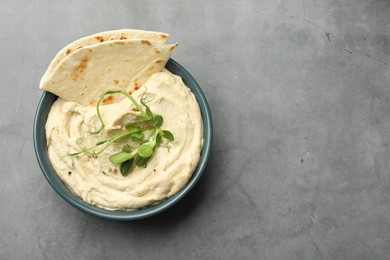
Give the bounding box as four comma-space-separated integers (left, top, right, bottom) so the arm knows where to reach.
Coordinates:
41, 29, 169, 88
40, 39, 177, 105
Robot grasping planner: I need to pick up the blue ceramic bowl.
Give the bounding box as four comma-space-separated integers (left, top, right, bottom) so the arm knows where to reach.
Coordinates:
33, 59, 212, 221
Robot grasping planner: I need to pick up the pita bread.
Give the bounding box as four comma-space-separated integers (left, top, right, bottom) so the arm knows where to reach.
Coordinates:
41, 29, 169, 87
40, 39, 177, 105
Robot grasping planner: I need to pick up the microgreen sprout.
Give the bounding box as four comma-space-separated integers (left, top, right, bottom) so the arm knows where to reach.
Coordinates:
69, 88, 174, 176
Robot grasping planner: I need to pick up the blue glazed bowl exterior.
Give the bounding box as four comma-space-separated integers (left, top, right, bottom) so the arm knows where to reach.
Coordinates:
33, 59, 212, 221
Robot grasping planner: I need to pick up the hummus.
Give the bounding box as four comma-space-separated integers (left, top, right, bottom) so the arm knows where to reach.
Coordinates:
45, 71, 203, 210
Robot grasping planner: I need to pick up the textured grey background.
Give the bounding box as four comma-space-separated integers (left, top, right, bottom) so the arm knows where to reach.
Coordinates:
1, 0, 390, 259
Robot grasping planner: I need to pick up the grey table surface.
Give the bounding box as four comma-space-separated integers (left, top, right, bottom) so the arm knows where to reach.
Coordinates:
1, 0, 390, 259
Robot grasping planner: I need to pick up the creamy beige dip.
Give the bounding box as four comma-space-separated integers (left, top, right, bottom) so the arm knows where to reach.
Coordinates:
45, 71, 203, 210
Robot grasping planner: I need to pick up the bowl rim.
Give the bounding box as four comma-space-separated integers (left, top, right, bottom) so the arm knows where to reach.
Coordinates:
33, 58, 213, 221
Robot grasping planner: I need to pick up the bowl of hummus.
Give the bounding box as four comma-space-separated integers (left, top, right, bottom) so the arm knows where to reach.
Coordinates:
33, 30, 212, 220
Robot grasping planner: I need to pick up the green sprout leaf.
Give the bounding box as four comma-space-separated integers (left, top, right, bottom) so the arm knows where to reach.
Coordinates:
135, 115, 150, 121
156, 134, 162, 147
122, 144, 132, 153
134, 154, 150, 167
95, 140, 107, 146
130, 132, 144, 141
145, 107, 153, 119
120, 159, 133, 176
109, 152, 134, 164
125, 124, 142, 132
138, 143, 154, 158
161, 130, 174, 141
154, 115, 163, 127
